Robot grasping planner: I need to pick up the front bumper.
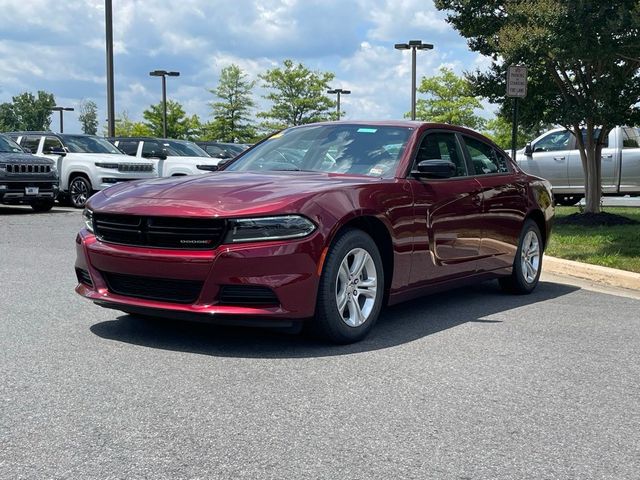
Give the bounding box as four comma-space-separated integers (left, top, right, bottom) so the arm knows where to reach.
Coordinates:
75, 229, 324, 321
0, 179, 59, 203
95, 169, 156, 191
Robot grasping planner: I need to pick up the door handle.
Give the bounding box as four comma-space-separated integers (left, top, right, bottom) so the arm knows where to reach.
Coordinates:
602, 154, 613, 159
553, 156, 566, 161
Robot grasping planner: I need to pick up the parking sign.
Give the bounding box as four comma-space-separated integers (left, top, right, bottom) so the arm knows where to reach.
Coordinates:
507, 66, 527, 98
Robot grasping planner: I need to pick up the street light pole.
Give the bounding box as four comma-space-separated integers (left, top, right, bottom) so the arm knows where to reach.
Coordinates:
149, 70, 180, 138
51, 106, 75, 133
327, 88, 351, 121
394, 40, 434, 120
105, 0, 115, 137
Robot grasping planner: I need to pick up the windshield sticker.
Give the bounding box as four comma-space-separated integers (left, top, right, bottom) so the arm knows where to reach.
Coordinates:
357, 128, 377, 133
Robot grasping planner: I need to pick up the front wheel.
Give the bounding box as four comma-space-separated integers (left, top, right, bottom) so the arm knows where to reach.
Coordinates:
313, 229, 384, 344
499, 219, 543, 294
69, 176, 92, 208
30, 199, 55, 212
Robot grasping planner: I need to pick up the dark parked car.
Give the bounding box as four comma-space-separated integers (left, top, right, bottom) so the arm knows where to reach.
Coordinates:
75, 121, 554, 343
196, 141, 250, 159
0, 134, 58, 211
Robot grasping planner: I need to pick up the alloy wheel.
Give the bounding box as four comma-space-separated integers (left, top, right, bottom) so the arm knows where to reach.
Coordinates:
70, 178, 89, 208
520, 230, 540, 283
335, 248, 378, 327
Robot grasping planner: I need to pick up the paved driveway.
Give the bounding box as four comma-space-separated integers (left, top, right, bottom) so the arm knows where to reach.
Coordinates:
1, 206, 639, 479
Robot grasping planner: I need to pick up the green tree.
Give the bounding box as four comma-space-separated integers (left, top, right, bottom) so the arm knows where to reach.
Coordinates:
78, 100, 99, 135
258, 59, 336, 130
482, 114, 547, 151
435, 0, 640, 213
110, 111, 153, 137
414, 66, 486, 129
9, 91, 56, 131
207, 64, 256, 142
0, 103, 18, 132
143, 100, 201, 139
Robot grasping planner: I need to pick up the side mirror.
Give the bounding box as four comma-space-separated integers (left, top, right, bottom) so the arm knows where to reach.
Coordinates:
413, 159, 456, 179
45, 147, 66, 157
524, 142, 533, 156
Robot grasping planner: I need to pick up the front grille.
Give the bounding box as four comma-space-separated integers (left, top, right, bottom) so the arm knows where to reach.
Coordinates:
6, 164, 51, 174
75, 268, 93, 287
93, 214, 226, 249
118, 163, 154, 173
218, 285, 279, 306
101, 271, 203, 304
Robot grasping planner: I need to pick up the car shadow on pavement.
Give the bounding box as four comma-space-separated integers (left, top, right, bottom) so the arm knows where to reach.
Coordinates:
90, 280, 579, 358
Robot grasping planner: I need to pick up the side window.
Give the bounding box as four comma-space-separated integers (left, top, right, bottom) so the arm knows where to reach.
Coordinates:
118, 141, 139, 156
533, 131, 572, 152
43, 136, 64, 154
622, 127, 640, 148
464, 136, 509, 175
22, 135, 42, 153
142, 141, 161, 157
580, 128, 609, 148
415, 132, 467, 177
205, 145, 227, 157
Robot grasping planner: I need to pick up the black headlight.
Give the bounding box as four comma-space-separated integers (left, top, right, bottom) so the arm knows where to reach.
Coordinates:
223, 215, 316, 243
83, 209, 94, 233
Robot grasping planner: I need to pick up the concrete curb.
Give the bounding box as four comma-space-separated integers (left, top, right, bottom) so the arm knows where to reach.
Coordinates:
544, 256, 640, 292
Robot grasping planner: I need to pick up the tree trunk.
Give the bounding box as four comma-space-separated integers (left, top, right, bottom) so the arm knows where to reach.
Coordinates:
573, 120, 603, 214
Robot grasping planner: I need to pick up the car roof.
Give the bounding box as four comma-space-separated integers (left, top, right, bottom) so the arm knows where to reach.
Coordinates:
6, 131, 98, 138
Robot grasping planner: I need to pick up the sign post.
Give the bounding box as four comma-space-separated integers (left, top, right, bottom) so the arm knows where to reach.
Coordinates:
506, 65, 528, 160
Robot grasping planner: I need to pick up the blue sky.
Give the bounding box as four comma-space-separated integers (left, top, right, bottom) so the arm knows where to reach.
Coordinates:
0, 0, 493, 134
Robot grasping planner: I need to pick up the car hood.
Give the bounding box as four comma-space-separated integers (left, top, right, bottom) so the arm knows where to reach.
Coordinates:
67, 153, 153, 164
167, 155, 220, 164
0, 152, 54, 164
89, 171, 386, 217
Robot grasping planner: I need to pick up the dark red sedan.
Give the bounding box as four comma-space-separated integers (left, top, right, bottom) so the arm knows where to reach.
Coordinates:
75, 121, 554, 343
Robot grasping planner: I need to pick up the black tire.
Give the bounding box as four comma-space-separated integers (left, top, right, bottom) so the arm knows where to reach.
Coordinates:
30, 199, 55, 212
313, 229, 385, 344
554, 195, 582, 206
69, 175, 92, 208
499, 219, 543, 294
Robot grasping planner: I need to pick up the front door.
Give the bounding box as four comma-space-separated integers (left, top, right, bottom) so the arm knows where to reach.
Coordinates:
408, 131, 483, 286
520, 129, 573, 189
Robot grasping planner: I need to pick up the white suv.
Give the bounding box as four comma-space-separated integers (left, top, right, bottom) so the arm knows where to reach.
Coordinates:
10, 132, 157, 208
111, 137, 221, 176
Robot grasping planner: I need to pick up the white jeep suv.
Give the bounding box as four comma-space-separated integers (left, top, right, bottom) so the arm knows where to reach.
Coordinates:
111, 137, 221, 176
10, 132, 156, 208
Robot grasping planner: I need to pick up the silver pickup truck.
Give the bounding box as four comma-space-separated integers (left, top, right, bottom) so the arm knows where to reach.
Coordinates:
516, 126, 640, 205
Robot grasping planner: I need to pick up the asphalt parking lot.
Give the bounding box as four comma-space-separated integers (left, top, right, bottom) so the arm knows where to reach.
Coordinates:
1, 205, 639, 479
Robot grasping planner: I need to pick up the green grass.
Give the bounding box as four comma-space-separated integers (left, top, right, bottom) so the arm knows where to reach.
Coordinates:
547, 207, 640, 273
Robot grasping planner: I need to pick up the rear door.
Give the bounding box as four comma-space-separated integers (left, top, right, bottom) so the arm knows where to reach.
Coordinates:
619, 127, 640, 194
408, 131, 483, 286
461, 135, 527, 272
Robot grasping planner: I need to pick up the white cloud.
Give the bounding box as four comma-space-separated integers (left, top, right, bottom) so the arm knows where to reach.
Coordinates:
0, 0, 488, 132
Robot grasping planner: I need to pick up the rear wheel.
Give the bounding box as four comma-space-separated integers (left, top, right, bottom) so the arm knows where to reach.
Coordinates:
499, 219, 543, 294
313, 229, 384, 344
30, 199, 55, 212
69, 175, 92, 208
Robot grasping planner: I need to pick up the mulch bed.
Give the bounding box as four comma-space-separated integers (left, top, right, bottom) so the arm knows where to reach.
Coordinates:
555, 212, 639, 227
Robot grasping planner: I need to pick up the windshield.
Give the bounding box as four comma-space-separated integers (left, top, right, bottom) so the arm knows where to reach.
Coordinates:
226, 124, 413, 177
62, 135, 122, 154
162, 140, 209, 157
0, 135, 24, 154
